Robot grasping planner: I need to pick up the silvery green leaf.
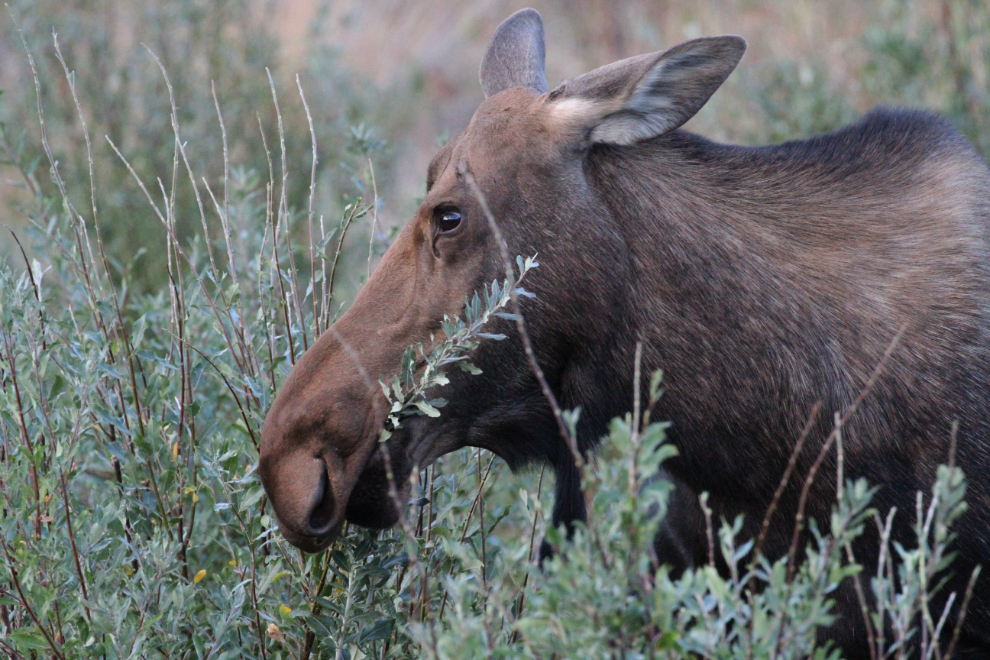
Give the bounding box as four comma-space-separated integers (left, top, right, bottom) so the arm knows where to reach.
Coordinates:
455, 361, 482, 375
414, 401, 441, 417
316, 227, 338, 252
650, 369, 664, 400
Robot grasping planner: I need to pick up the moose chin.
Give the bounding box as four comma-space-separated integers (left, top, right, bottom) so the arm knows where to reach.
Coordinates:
259, 8, 990, 657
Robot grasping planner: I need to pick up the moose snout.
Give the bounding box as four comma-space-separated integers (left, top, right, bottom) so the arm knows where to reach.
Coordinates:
259, 384, 387, 552
257, 443, 348, 552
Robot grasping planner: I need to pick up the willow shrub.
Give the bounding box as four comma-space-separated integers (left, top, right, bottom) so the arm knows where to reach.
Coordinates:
0, 23, 981, 660
0, 0, 394, 292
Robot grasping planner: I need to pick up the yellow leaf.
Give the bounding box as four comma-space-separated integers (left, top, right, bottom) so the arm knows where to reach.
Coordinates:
192, 493, 199, 503
228, 559, 237, 566
193, 569, 206, 584
279, 604, 291, 615
172, 442, 179, 458
266, 622, 285, 643
269, 571, 290, 584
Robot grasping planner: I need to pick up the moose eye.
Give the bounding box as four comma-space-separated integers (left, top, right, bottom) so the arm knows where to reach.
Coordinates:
437, 209, 462, 233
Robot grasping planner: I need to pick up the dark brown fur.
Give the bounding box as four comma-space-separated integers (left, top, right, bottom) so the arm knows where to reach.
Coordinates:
260, 10, 990, 657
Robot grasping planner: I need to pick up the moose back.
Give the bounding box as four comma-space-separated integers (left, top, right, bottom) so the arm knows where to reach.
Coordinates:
259, 9, 990, 656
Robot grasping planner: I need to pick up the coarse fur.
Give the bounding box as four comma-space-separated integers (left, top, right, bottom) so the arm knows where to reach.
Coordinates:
260, 9, 990, 657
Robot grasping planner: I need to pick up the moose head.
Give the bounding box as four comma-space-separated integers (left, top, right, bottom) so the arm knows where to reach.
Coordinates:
258, 9, 745, 553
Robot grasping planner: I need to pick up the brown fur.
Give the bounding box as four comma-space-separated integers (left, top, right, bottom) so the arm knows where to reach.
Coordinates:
261, 9, 990, 657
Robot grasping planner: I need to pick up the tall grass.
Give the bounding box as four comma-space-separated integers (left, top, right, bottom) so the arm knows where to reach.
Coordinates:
0, 3, 986, 658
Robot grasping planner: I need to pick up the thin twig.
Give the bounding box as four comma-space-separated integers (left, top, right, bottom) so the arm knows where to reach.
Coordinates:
437, 453, 498, 621
508, 465, 546, 645
786, 325, 906, 583
296, 75, 321, 337
945, 567, 981, 660
266, 68, 308, 352
58, 468, 91, 622
0, 538, 65, 660
367, 160, 379, 281
8, 230, 46, 350
325, 203, 361, 330
752, 402, 821, 562
461, 168, 581, 471
300, 546, 335, 660
845, 542, 879, 660
212, 81, 240, 295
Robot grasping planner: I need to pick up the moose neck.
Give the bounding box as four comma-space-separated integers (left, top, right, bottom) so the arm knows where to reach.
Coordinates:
580, 130, 850, 502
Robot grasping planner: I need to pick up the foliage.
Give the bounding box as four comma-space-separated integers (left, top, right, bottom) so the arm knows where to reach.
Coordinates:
399, 377, 974, 660
0, 0, 396, 292
381, 255, 538, 439
0, 2, 986, 658
861, 0, 990, 159
748, 60, 858, 144
736, 0, 990, 162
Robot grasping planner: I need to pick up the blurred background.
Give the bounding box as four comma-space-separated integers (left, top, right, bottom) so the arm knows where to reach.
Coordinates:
1, 0, 989, 292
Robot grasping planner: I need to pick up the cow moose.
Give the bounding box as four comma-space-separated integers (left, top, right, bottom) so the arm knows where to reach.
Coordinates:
260, 8, 990, 656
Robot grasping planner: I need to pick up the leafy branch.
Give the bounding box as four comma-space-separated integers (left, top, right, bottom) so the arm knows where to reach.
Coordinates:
379, 255, 538, 441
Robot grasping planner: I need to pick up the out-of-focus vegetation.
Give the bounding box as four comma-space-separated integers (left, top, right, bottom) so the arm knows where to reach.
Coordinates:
3, 0, 990, 285
0, 0, 400, 295
0, 0, 987, 658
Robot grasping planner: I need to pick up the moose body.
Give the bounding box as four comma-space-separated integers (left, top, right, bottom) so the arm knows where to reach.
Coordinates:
260, 9, 990, 656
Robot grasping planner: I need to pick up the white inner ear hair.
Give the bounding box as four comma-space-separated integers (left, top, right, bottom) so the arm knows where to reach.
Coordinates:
547, 64, 683, 146
548, 97, 603, 124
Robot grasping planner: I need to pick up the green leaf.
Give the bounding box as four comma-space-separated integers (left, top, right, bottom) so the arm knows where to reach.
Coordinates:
358, 617, 394, 644
8, 630, 50, 651
650, 369, 664, 400
305, 614, 335, 639
455, 361, 482, 375
414, 401, 441, 417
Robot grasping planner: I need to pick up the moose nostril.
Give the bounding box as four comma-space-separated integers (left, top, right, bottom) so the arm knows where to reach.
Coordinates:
307, 465, 336, 535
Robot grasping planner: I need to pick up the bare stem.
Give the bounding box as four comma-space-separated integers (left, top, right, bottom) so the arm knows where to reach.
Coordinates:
461, 168, 582, 472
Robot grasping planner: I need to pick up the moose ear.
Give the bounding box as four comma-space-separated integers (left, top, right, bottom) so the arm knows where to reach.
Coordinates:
553, 36, 746, 145
480, 8, 548, 98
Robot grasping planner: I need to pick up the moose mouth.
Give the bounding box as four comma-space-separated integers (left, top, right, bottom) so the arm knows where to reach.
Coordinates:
266, 435, 404, 553
269, 416, 466, 553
